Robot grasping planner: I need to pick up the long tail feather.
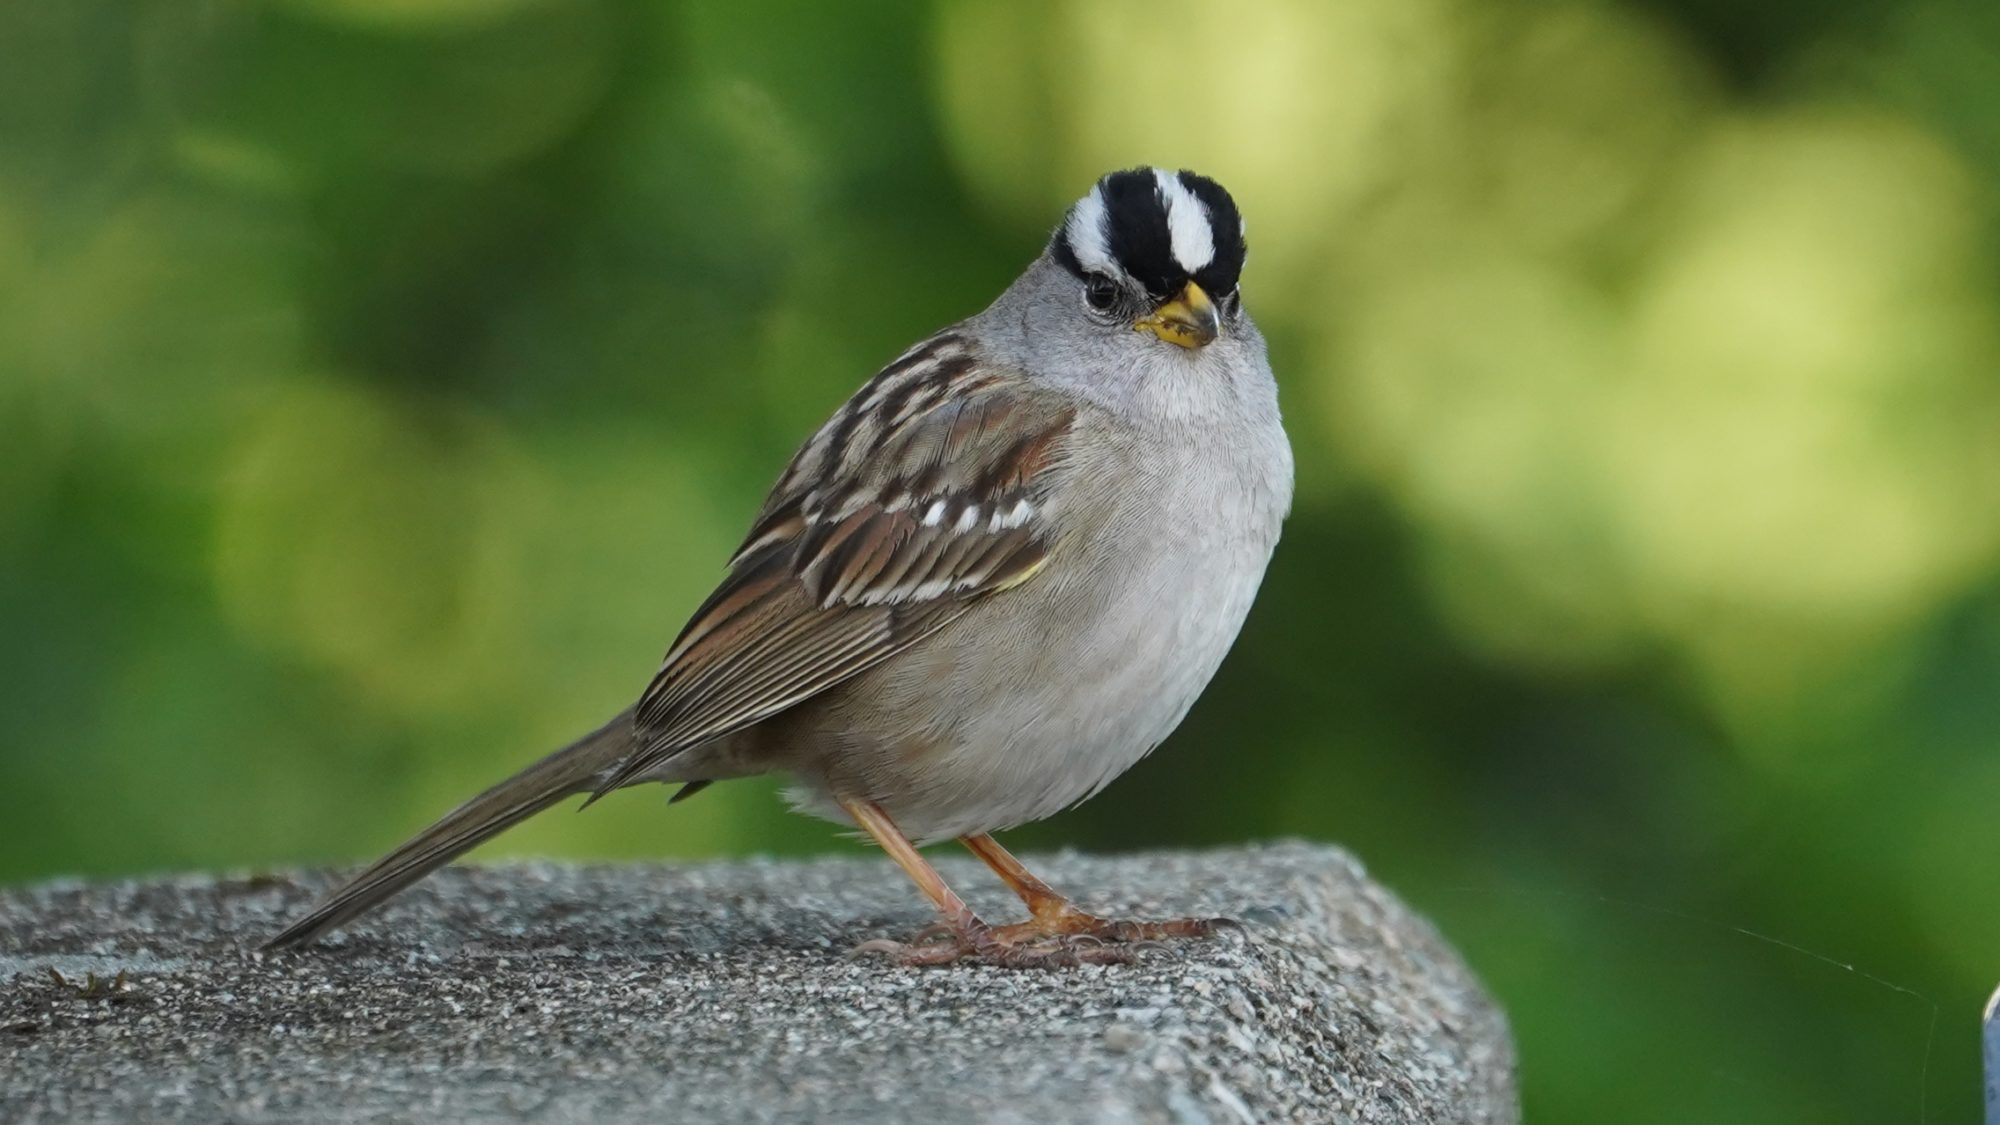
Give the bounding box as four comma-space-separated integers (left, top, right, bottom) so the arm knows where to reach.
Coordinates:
264, 708, 638, 949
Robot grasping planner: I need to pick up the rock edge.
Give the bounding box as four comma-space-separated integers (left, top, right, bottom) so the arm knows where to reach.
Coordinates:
1, 841, 1516, 1124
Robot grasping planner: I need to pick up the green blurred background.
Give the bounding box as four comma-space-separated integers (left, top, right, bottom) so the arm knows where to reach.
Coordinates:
4, 0, 1996, 1119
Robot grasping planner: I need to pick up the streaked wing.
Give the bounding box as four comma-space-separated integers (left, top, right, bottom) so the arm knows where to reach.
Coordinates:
591, 333, 1075, 797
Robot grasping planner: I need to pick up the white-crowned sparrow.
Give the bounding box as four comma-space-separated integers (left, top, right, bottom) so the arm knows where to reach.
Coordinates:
267, 167, 1293, 967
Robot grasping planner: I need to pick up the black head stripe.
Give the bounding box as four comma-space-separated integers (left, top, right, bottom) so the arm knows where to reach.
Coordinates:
1050, 224, 1083, 278
1099, 169, 1178, 299
1048, 168, 1247, 300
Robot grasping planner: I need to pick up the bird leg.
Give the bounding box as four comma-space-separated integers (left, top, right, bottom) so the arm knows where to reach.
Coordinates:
960, 833, 1233, 944
842, 799, 1135, 968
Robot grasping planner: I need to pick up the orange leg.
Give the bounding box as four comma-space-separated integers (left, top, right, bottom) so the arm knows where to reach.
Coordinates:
841, 800, 1134, 968
960, 833, 1232, 944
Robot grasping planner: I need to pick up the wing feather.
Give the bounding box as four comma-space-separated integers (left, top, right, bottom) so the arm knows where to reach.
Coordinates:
591, 339, 1075, 797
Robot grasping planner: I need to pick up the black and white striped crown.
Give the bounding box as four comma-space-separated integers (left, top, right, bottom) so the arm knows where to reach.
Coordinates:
1050, 168, 1247, 300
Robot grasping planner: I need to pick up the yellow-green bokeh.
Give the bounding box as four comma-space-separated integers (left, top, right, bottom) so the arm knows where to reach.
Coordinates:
3, 1, 1995, 1121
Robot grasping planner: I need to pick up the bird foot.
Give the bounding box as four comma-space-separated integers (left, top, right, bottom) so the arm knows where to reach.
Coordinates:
1009, 912, 1239, 945
852, 911, 1236, 969
852, 929, 1138, 968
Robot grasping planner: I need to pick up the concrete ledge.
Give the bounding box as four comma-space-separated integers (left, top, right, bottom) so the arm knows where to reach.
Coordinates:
1, 842, 1516, 1124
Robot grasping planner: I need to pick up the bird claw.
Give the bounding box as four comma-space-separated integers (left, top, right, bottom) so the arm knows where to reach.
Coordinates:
851, 932, 1137, 969
849, 914, 1236, 969
850, 936, 970, 966
1085, 915, 1237, 943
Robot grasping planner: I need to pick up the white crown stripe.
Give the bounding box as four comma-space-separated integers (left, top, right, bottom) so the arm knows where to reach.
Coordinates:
1154, 169, 1215, 274
1063, 186, 1121, 279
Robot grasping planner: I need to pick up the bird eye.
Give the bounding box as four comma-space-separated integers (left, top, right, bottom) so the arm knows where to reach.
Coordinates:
1082, 274, 1120, 314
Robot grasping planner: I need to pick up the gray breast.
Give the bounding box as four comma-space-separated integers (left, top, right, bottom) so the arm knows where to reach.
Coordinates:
777, 404, 1291, 843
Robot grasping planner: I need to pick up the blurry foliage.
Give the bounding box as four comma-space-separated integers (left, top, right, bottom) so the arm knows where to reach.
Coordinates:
2, 0, 1997, 1120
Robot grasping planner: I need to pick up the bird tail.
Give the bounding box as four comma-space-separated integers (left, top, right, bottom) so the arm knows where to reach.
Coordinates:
263, 708, 639, 949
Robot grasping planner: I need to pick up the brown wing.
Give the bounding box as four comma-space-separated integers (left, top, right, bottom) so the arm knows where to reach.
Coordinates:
590, 335, 1075, 797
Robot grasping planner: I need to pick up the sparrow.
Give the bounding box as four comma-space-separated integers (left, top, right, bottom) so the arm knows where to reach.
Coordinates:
266, 167, 1293, 967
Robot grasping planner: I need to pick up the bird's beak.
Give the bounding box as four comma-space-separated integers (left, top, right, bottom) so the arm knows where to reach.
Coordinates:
1135, 280, 1220, 349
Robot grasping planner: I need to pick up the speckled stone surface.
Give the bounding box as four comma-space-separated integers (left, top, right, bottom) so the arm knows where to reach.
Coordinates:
0, 842, 1515, 1124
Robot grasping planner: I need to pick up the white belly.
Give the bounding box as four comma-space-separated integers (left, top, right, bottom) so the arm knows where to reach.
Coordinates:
917, 533, 1275, 839
783, 428, 1292, 842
